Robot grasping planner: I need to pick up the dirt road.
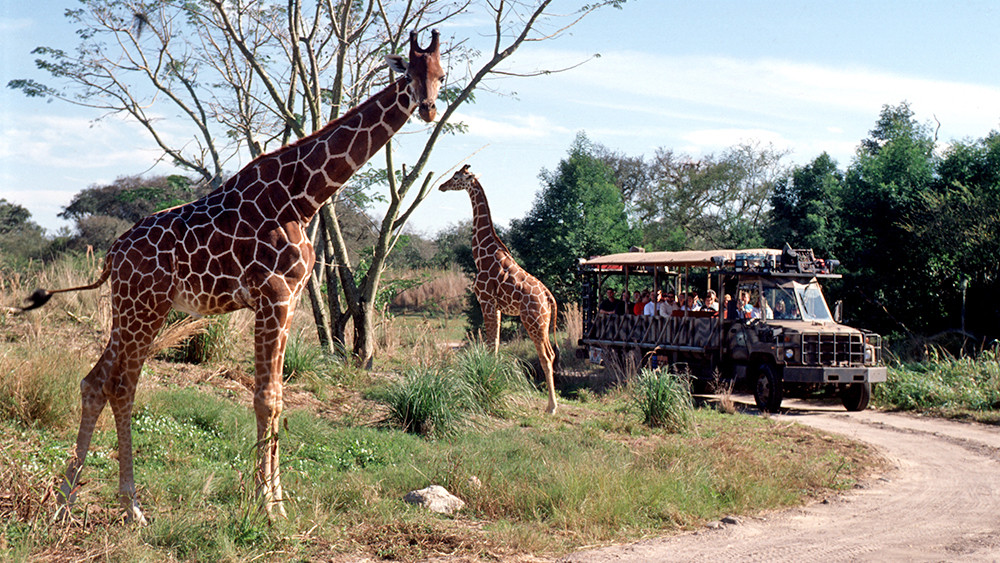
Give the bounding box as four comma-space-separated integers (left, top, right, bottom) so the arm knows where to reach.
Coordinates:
562, 403, 1000, 562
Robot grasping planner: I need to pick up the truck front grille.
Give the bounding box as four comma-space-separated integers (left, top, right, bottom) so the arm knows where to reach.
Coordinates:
801, 332, 865, 366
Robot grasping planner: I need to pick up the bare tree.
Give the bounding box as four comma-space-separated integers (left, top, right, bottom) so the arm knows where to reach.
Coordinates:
10, 0, 625, 366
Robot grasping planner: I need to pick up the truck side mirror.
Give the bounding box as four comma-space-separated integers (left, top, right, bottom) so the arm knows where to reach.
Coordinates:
834, 300, 843, 323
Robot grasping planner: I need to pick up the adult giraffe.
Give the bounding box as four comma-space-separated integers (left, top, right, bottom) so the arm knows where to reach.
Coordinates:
22, 30, 445, 524
439, 165, 560, 413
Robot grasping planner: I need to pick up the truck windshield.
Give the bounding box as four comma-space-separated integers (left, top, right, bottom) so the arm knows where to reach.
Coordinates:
761, 285, 799, 320
793, 280, 833, 322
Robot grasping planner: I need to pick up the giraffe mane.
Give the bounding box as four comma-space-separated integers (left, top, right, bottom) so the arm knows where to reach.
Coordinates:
240, 77, 407, 173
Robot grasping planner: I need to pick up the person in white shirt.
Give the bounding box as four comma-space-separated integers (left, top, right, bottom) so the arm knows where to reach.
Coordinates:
643, 289, 660, 316
658, 291, 677, 317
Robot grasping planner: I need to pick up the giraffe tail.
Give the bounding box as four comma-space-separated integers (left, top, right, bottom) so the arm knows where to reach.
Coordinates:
19, 255, 113, 313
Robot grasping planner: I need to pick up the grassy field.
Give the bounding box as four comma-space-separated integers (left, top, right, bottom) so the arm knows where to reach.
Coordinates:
874, 347, 1000, 424
1, 258, 884, 561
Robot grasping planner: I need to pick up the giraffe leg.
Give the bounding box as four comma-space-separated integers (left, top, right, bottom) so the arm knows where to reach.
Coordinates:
481, 300, 501, 353
107, 357, 146, 525
105, 308, 168, 525
253, 300, 293, 519
524, 314, 558, 414
55, 347, 113, 521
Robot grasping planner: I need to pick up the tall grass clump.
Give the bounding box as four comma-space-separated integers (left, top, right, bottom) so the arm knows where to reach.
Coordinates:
155, 311, 243, 364
875, 347, 1000, 413
370, 367, 477, 437
452, 343, 531, 417
562, 302, 582, 353
0, 344, 87, 428
631, 368, 693, 432
283, 329, 324, 380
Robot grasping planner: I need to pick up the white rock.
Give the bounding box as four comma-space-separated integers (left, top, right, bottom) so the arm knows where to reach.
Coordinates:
403, 485, 465, 514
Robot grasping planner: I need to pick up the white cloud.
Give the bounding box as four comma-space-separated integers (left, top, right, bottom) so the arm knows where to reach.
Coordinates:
682, 129, 792, 152
0, 114, 165, 170
452, 111, 572, 140
0, 18, 32, 32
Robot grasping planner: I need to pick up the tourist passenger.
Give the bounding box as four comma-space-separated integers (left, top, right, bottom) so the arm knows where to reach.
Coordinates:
616, 289, 630, 315
634, 290, 649, 316
703, 289, 719, 312
687, 291, 702, 311
751, 294, 773, 320
643, 289, 660, 316
598, 288, 617, 315
774, 299, 788, 319
658, 291, 678, 317
739, 290, 753, 318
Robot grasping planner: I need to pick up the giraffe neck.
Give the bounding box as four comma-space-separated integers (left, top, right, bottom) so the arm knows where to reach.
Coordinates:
256, 78, 416, 224
467, 179, 511, 268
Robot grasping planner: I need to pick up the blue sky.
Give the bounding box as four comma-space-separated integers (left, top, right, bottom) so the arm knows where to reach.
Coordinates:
2, 1, 1000, 237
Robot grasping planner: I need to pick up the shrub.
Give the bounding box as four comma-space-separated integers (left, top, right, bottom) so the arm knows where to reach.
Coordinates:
370, 367, 477, 437
283, 329, 324, 380
452, 343, 531, 417
631, 368, 693, 432
874, 348, 1000, 411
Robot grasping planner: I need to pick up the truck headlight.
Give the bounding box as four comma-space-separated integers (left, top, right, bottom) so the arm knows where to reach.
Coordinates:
785, 348, 795, 360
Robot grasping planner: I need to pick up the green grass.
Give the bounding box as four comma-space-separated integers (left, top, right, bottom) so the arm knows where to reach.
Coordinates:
368, 366, 479, 437
283, 328, 326, 380
451, 343, 533, 417
631, 368, 694, 432
0, 379, 876, 561
875, 348, 1000, 422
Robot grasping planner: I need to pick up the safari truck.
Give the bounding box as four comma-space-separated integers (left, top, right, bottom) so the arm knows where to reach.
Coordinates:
577, 246, 887, 412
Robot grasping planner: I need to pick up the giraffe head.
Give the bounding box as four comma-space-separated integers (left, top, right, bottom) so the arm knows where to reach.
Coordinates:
386, 30, 445, 122
439, 164, 477, 192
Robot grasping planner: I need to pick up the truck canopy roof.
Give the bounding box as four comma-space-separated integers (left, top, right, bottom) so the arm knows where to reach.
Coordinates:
580, 248, 782, 269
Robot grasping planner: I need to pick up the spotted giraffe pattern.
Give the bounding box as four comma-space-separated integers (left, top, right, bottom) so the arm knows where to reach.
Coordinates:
29, 30, 445, 525
439, 165, 560, 413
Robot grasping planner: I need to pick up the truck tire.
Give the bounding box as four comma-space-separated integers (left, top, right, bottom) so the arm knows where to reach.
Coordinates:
841, 382, 871, 411
754, 363, 783, 413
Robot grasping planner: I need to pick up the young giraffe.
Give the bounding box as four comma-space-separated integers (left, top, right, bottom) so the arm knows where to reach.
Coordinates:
22, 31, 445, 524
439, 165, 560, 413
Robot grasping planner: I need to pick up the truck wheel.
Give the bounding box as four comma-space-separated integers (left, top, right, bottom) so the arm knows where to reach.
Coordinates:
754, 363, 783, 413
841, 383, 871, 411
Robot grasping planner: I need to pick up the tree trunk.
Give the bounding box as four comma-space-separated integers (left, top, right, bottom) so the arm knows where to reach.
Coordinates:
351, 306, 375, 369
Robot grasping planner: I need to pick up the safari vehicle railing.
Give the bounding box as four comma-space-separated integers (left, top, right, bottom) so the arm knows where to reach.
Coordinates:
583, 312, 721, 353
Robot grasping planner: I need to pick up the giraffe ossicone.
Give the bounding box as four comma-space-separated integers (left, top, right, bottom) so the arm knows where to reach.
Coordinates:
439, 164, 561, 414
24, 29, 445, 525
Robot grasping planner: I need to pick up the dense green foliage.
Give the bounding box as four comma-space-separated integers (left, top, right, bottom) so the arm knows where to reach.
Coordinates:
507, 132, 639, 303
764, 103, 1000, 343
369, 366, 478, 437
0, 200, 50, 267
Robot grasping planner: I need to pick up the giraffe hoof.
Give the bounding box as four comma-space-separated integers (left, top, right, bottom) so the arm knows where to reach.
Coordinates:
545, 404, 557, 415
53, 504, 73, 524
123, 505, 149, 526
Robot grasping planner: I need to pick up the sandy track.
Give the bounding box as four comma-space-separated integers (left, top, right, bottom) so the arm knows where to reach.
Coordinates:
562, 406, 1000, 562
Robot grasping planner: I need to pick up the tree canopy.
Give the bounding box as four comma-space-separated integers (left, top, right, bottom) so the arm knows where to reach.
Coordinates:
11, 0, 625, 366
507, 132, 638, 302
